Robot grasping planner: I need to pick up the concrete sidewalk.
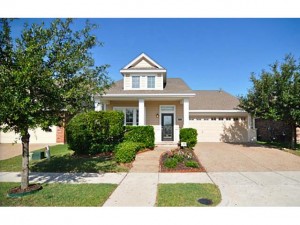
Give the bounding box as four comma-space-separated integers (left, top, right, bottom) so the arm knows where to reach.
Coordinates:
2, 171, 300, 206
0, 172, 127, 184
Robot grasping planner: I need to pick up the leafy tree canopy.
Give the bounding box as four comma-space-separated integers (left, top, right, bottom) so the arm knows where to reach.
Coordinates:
239, 54, 300, 147
0, 18, 112, 135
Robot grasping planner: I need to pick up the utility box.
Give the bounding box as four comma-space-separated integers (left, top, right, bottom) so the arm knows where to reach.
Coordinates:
30, 151, 45, 160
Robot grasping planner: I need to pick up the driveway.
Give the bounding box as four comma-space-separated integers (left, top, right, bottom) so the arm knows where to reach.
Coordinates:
0, 143, 56, 160
194, 143, 300, 206
194, 142, 300, 172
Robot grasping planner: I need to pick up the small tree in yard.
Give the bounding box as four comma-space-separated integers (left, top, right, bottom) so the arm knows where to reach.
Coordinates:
239, 54, 300, 149
0, 19, 112, 191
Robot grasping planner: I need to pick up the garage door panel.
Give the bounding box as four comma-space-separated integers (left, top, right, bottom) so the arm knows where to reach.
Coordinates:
189, 120, 248, 142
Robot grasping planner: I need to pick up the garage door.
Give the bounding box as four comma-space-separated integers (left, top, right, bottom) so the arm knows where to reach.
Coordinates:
0, 126, 57, 144
189, 118, 248, 142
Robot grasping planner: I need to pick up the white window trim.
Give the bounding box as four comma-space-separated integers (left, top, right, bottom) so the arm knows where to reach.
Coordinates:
113, 107, 139, 126
131, 76, 140, 89
147, 75, 156, 89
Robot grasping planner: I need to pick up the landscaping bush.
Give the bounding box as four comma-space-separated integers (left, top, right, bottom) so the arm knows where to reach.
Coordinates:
180, 128, 198, 148
185, 160, 199, 168
66, 111, 124, 155
173, 154, 185, 163
164, 158, 178, 168
114, 141, 144, 163
124, 126, 155, 149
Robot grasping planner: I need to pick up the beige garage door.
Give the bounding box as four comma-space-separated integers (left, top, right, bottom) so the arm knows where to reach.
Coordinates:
0, 126, 57, 144
189, 118, 248, 142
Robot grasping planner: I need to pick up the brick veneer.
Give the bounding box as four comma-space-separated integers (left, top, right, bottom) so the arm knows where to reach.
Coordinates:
256, 119, 300, 143
56, 126, 66, 143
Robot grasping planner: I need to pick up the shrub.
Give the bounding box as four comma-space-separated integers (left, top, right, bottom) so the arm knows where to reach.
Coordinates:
66, 111, 124, 155
180, 128, 198, 148
185, 160, 199, 168
173, 154, 185, 163
114, 141, 144, 163
124, 126, 155, 149
164, 158, 178, 168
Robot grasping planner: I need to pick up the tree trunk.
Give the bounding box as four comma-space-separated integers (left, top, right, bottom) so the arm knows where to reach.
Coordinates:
21, 131, 30, 190
291, 123, 296, 150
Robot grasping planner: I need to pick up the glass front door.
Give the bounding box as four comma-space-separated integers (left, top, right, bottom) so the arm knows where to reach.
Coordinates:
162, 113, 174, 141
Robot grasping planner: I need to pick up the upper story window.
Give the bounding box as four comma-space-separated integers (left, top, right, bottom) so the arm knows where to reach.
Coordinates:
147, 76, 155, 88
132, 76, 140, 88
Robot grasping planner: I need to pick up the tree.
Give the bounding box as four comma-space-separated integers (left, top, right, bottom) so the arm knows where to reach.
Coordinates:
0, 19, 112, 190
239, 54, 300, 149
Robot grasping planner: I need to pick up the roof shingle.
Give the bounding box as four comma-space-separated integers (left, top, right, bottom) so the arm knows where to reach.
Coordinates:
189, 90, 240, 110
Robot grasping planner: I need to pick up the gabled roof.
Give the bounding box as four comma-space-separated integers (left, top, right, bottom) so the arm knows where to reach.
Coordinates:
189, 90, 240, 110
122, 53, 164, 70
105, 78, 193, 95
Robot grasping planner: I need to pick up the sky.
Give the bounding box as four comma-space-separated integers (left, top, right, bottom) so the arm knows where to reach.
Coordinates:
10, 18, 300, 97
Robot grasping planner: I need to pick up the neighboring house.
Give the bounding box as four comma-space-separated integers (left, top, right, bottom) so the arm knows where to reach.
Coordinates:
0, 126, 64, 144
94, 53, 257, 144
0, 53, 257, 145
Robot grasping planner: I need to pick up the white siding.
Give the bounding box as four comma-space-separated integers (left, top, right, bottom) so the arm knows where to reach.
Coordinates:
124, 75, 131, 89
123, 74, 163, 90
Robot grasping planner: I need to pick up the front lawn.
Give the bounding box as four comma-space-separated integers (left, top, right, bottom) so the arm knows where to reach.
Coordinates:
0, 144, 130, 173
258, 141, 300, 156
156, 183, 221, 207
0, 182, 117, 206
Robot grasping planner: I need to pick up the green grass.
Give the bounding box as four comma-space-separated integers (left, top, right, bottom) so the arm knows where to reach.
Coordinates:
257, 141, 300, 156
156, 183, 221, 207
0, 182, 117, 206
0, 144, 129, 173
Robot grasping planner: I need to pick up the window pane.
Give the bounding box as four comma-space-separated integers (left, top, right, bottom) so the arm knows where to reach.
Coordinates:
161, 106, 175, 112
132, 76, 140, 88
126, 109, 134, 125
147, 76, 155, 88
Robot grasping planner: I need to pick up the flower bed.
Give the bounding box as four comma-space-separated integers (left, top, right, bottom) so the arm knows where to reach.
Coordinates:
159, 148, 206, 172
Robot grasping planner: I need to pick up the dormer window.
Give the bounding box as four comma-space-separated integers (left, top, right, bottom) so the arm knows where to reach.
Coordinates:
147, 76, 155, 88
132, 76, 140, 88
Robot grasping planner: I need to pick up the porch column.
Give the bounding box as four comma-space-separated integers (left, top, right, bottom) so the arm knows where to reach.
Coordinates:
248, 114, 253, 129
94, 98, 102, 111
183, 98, 189, 128
138, 98, 145, 125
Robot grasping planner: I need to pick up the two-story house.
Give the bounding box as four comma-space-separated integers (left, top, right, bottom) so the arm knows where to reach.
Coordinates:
94, 53, 257, 144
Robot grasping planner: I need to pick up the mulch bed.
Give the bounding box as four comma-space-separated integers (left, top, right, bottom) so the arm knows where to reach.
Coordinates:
159, 148, 206, 173
7, 183, 43, 198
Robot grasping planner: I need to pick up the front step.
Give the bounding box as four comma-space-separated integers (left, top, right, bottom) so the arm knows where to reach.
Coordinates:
155, 142, 178, 148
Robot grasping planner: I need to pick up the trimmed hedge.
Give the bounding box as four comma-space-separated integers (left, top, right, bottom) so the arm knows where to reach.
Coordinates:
66, 111, 124, 155
114, 141, 144, 163
180, 128, 198, 148
124, 126, 155, 149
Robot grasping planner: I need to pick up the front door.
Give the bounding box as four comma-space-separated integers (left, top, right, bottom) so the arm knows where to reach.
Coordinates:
162, 113, 174, 141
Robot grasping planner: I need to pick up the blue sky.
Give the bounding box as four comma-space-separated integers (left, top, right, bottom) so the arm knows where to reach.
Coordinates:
10, 18, 300, 96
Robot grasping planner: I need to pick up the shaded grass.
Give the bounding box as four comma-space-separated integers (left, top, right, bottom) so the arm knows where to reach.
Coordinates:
0, 144, 129, 173
257, 141, 300, 157
0, 182, 117, 206
156, 183, 221, 207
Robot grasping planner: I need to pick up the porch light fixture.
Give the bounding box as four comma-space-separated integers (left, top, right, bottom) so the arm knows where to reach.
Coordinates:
156, 114, 159, 118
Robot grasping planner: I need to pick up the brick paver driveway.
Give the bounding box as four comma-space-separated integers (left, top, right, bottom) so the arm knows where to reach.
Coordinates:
194, 142, 300, 172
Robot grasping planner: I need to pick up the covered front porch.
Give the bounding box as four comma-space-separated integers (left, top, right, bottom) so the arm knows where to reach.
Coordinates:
94, 96, 191, 144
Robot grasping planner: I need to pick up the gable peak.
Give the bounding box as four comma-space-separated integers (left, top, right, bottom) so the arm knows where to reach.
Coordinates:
122, 53, 164, 70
